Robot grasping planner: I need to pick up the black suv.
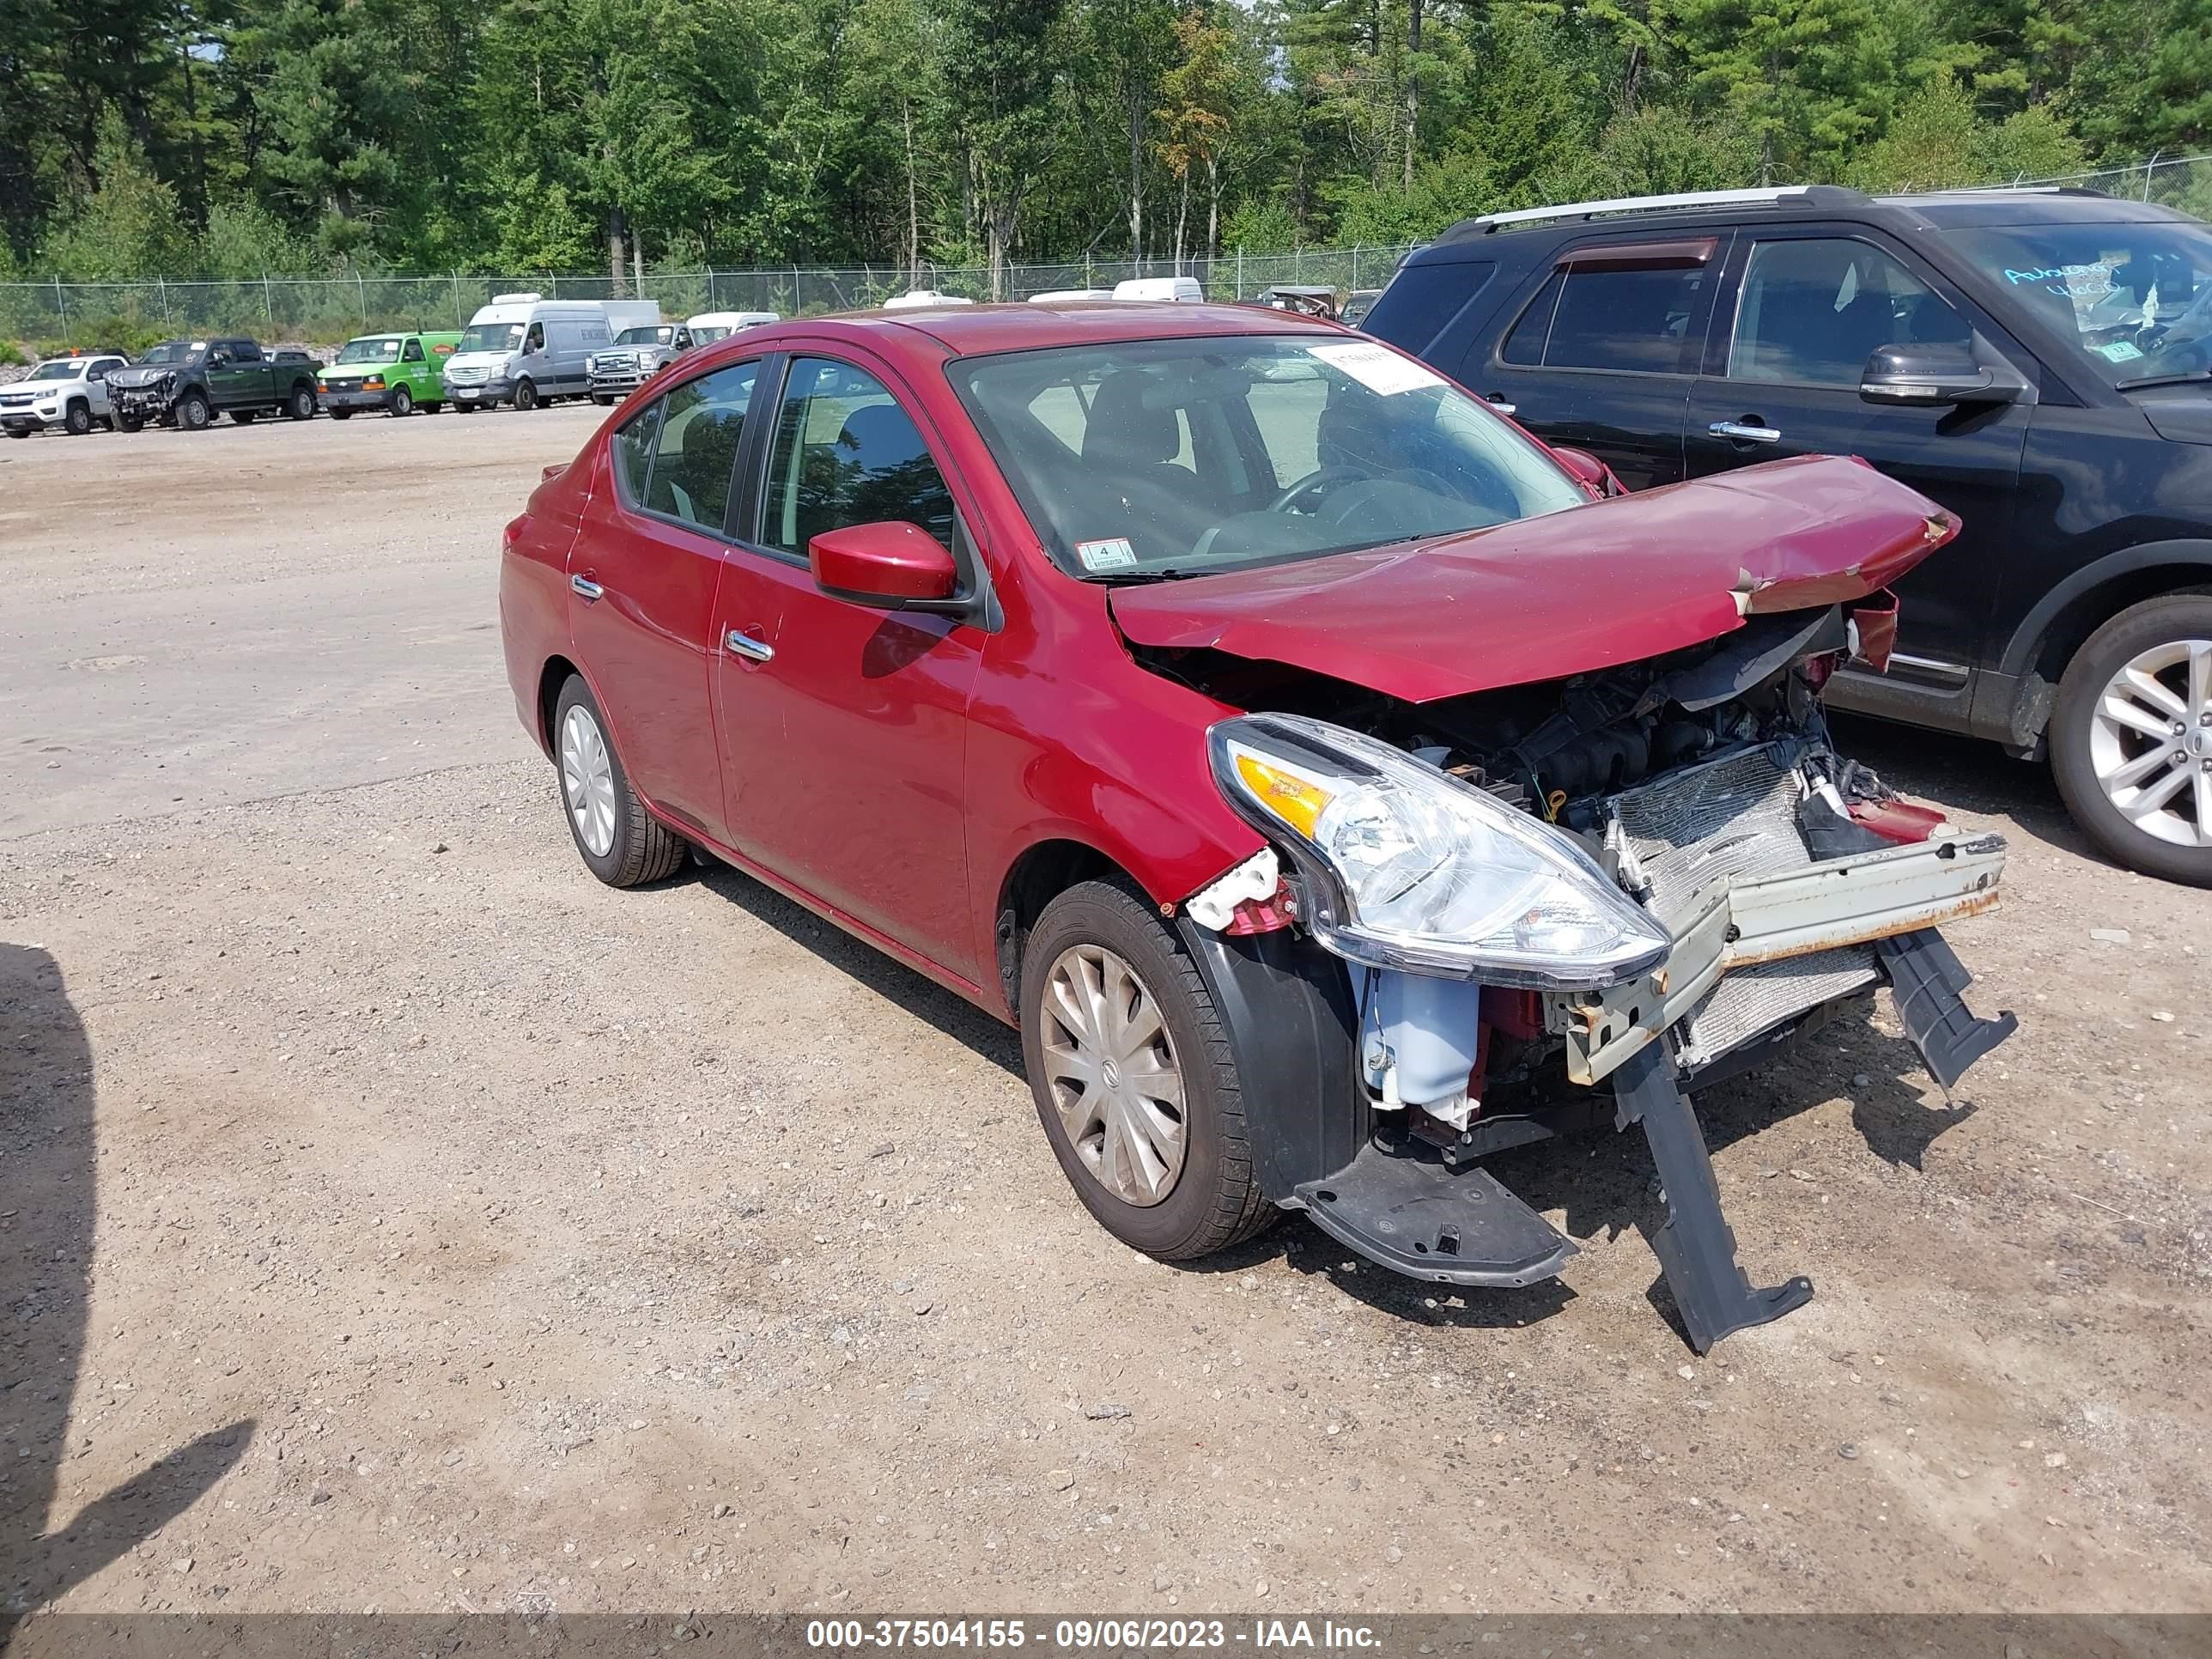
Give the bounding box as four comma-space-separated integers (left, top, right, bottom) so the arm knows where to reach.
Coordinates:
1364, 185, 2212, 885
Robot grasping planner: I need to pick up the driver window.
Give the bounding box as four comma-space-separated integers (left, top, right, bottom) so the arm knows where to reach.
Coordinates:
762, 358, 955, 554
1729, 238, 1968, 386
403, 339, 424, 362
524, 323, 545, 355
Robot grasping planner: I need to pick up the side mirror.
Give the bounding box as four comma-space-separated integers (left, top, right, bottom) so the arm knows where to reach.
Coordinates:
1860, 342, 2027, 406
810, 520, 958, 609
1552, 445, 1624, 496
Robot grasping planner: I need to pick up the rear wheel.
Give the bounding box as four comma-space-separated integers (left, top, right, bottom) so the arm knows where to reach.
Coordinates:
116, 413, 143, 434
390, 384, 414, 416
287, 384, 316, 421
176, 392, 211, 431
328, 409, 353, 421
422, 400, 443, 414
1019, 878, 1273, 1262
514, 379, 539, 411
63, 401, 92, 435
2051, 592, 2212, 887
4, 428, 29, 440
550, 676, 688, 888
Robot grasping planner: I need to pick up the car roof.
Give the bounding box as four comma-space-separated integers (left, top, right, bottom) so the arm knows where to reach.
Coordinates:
741, 301, 1345, 362
1423, 186, 2197, 253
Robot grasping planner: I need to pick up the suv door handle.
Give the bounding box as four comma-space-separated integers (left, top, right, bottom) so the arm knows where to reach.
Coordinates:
1709, 419, 1782, 444
725, 629, 775, 664
569, 574, 605, 601
1485, 393, 1517, 416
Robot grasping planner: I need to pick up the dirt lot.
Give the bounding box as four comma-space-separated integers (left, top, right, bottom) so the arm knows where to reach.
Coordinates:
3, 408, 2209, 1624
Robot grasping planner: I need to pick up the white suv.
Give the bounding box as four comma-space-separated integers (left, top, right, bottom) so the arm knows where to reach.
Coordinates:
1, 354, 130, 436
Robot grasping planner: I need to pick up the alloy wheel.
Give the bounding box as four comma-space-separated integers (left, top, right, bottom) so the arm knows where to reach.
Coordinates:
559, 704, 619, 859
1036, 943, 1188, 1206
2089, 638, 2212, 848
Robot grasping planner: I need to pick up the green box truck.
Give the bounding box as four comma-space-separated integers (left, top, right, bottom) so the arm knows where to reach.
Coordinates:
318, 331, 465, 418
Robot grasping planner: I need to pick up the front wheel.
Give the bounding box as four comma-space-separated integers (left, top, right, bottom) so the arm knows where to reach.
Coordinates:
287, 385, 316, 421
176, 392, 211, 431
1018, 879, 1273, 1261
550, 676, 688, 887
64, 402, 93, 436
329, 409, 353, 421
2051, 592, 2212, 886
513, 380, 538, 412
390, 385, 413, 416
591, 393, 613, 406
422, 400, 443, 414
116, 413, 143, 434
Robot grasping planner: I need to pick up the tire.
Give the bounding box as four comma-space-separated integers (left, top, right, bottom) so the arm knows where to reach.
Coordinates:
176, 392, 211, 431
592, 393, 613, 406
62, 400, 92, 435
391, 384, 413, 416
328, 409, 353, 421
4, 428, 28, 440
550, 675, 687, 888
287, 385, 316, 421
116, 413, 143, 434
423, 401, 443, 414
2051, 592, 2212, 886
231, 409, 258, 425
1018, 878, 1273, 1262
100, 415, 115, 432
456, 404, 477, 415
514, 380, 539, 411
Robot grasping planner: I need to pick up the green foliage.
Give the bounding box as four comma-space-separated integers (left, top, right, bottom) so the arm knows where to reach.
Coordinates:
0, 0, 2200, 288
0, 341, 27, 368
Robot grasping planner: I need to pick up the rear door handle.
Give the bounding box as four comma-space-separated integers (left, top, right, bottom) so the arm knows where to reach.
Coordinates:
1709, 419, 1782, 444
569, 574, 604, 601
725, 629, 775, 664
1485, 393, 1517, 416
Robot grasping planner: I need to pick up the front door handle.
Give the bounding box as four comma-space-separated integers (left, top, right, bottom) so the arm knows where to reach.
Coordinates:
1485, 393, 1518, 416
569, 574, 605, 601
1709, 418, 1782, 444
725, 629, 775, 664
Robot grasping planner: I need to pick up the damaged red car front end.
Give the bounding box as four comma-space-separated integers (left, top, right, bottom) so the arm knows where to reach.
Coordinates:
502, 304, 2014, 1352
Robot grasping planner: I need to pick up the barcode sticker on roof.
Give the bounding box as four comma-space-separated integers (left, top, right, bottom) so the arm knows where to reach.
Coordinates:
1307, 340, 1444, 396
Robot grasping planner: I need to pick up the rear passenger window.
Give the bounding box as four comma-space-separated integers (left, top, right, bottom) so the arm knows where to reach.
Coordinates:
641, 362, 757, 530
611, 400, 662, 507
762, 358, 955, 554
1498, 264, 1707, 374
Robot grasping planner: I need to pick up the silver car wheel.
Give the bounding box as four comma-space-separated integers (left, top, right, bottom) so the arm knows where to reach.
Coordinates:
2089, 638, 2212, 849
560, 704, 619, 859
1037, 943, 1188, 1206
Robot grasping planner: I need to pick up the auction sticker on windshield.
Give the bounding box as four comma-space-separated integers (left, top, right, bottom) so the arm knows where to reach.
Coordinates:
1307, 340, 1444, 396
1075, 536, 1139, 571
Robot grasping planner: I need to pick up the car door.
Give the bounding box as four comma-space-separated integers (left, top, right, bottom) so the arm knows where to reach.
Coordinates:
1461, 234, 1727, 489
204, 343, 252, 410
1683, 227, 2033, 691
566, 356, 763, 843
400, 336, 427, 398
710, 349, 985, 972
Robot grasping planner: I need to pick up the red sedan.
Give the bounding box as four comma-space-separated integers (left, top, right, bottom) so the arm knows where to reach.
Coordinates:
500, 301, 2015, 1351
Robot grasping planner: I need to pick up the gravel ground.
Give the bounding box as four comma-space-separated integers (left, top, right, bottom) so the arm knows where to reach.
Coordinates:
2, 407, 2209, 1622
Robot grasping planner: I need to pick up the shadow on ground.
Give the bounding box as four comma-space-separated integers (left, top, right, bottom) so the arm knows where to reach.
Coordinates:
0, 944, 252, 1636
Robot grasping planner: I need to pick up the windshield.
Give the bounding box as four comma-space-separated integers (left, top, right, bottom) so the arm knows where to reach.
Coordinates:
27, 360, 84, 381
691, 325, 732, 343
951, 334, 1586, 579
457, 321, 526, 354
1948, 220, 2212, 386
337, 337, 404, 364
137, 343, 188, 366
615, 326, 674, 346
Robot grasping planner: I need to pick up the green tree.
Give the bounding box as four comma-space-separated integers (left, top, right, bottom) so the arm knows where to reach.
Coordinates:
37, 109, 192, 278
933, 0, 1068, 295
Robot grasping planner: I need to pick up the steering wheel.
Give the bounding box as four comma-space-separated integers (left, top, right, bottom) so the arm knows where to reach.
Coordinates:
1269, 465, 1370, 514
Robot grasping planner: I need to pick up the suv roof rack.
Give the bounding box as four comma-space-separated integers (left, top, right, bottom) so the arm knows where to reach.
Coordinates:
1469, 185, 1869, 232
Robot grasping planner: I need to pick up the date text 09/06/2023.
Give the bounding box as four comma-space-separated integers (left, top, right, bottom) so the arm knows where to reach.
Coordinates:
805, 1620, 1384, 1650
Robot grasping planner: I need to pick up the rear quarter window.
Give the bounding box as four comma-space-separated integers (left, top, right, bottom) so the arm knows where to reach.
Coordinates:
1361, 258, 1496, 352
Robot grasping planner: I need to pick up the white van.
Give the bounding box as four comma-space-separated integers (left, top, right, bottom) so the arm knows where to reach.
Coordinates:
1112, 276, 1205, 303
441, 294, 619, 411
882, 289, 975, 310
686, 310, 780, 343
1027, 289, 1115, 304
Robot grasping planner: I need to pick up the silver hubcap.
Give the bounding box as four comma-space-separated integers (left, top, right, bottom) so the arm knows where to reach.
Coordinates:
2090, 638, 2212, 848
559, 705, 619, 858
1038, 945, 1188, 1206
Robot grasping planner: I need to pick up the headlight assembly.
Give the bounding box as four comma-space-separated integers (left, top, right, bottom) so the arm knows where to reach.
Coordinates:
1208, 713, 1671, 990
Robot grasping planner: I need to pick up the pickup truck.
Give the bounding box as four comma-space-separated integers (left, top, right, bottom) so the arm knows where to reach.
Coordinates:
0, 353, 131, 436
106, 337, 323, 431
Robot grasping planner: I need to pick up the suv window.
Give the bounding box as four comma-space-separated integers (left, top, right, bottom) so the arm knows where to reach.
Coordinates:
1728, 238, 1968, 387
639, 362, 757, 530
524, 323, 545, 354
763, 358, 955, 554
1500, 263, 1708, 374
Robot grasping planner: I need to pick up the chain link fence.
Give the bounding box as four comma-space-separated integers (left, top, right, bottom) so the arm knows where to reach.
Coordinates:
0, 247, 1413, 352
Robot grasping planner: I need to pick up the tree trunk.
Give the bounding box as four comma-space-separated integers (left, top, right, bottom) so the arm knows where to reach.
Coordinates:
1174, 168, 1189, 271
903, 98, 920, 284
1128, 83, 1144, 259
1403, 0, 1421, 191
607, 206, 629, 296
1206, 155, 1220, 262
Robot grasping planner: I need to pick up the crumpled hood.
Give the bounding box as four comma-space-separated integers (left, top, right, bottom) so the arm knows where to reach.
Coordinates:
106, 362, 179, 389
1108, 454, 1955, 704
